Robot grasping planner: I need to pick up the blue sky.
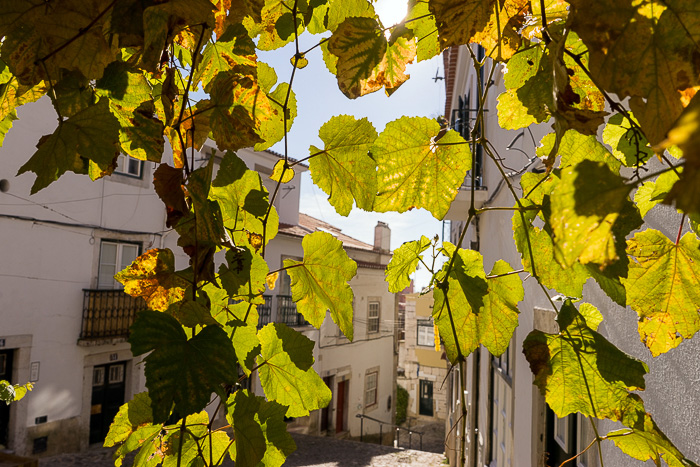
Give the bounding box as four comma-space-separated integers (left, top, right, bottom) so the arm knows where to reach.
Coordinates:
260, 0, 447, 289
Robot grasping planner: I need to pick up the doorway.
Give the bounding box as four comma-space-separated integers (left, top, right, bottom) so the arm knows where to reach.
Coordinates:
89, 362, 127, 444
336, 380, 348, 433
321, 376, 333, 432
419, 380, 434, 416
0, 349, 14, 447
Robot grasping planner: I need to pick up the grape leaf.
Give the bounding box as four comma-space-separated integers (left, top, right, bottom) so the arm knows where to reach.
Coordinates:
254, 81, 297, 151
226, 390, 296, 467
603, 112, 654, 167
283, 231, 357, 340
129, 311, 238, 423
405, 0, 440, 62
372, 116, 471, 220
219, 244, 268, 304
429, 0, 529, 61
257, 323, 332, 417
0, 110, 17, 147
385, 236, 431, 293
243, 0, 302, 51
210, 151, 279, 245
308, 115, 378, 215
328, 17, 387, 99
432, 244, 489, 362
270, 159, 294, 183
568, 0, 700, 145
480, 260, 523, 356
370, 32, 417, 97
549, 160, 632, 268
523, 300, 648, 420
104, 392, 163, 467
635, 169, 681, 218
115, 248, 189, 312
17, 99, 120, 193
0, 76, 46, 122
623, 230, 700, 356
194, 23, 257, 90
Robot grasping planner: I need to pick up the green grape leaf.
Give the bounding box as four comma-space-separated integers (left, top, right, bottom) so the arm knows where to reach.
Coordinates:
405, 0, 440, 62
523, 300, 648, 420
0, 0, 117, 86
325, 0, 375, 32
52, 70, 94, 118
429, 0, 529, 60
432, 244, 489, 362
225, 390, 296, 467
373, 117, 471, 220
0, 380, 32, 404
96, 62, 165, 162
480, 260, 523, 356
243, 0, 303, 51
578, 303, 603, 331
635, 169, 681, 218
549, 160, 632, 268
557, 130, 621, 172
17, 99, 120, 193
257, 62, 278, 93
194, 23, 257, 90
227, 390, 267, 467
257, 323, 332, 417
219, 245, 268, 304
270, 159, 294, 183
328, 17, 387, 99
129, 311, 238, 423
284, 231, 357, 340
568, 0, 700, 145
513, 197, 590, 299
254, 81, 297, 151
308, 115, 378, 215
321, 39, 338, 75
385, 236, 432, 293
104, 392, 163, 467
210, 151, 279, 246
623, 230, 700, 356
608, 408, 700, 467
115, 248, 189, 312
371, 32, 417, 97
0, 110, 17, 147
602, 112, 654, 167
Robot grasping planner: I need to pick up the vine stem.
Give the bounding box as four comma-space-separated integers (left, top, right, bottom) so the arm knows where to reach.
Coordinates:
676, 213, 686, 245
176, 417, 187, 467
267, 263, 304, 276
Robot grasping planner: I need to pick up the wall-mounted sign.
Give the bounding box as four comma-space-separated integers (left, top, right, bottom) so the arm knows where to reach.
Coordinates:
0, 338, 5, 348
30, 361, 40, 382
110, 353, 118, 361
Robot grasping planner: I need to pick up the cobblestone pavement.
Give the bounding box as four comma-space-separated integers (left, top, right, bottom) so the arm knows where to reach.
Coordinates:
38, 431, 447, 467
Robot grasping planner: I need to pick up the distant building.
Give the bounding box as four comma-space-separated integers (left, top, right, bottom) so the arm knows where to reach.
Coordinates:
0, 98, 397, 457
398, 291, 448, 422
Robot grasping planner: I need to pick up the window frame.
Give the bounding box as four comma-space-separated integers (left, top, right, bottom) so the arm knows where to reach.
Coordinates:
417, 319, 435, 347
97, 240, 142, 289
364, 370, 378, 408
114, 154, 144, 179
367, 301, 380, 333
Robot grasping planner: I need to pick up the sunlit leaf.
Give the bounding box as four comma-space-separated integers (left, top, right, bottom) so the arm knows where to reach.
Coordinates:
270, 159, 294, 183
254, 81, 297, 151
309, 115, 378, 215
549, 160, 632, 268
603, 112, 654, 167
328, 17, 387, 99
257, 323, 332, 417
385, 236, 431, 293
104, 392, 163, 467
115, 248, 189, 312
129, 311, 238, 423
194, 23, 257, 90
634, 169, 681, 218
429, 0, 529, 61
373, 116, 471, 220
219, 244, 269, 304
284, 231, 357, 340
623, 229, 700, 356
405, 0, 440, 62
243, 0, 303, 51
480, 260, 522, 356
370, 32, 417, 97
523, 300, 648, 420
17, 99, 120, 193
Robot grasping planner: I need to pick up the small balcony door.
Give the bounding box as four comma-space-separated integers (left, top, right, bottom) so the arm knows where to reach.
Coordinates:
419, 380, 434, 416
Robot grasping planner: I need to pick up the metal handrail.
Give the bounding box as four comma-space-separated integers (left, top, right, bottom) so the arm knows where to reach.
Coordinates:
355, 414, 424, 451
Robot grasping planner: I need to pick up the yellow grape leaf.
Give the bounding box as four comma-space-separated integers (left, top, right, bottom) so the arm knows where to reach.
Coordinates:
370, 32, 417, 97
405, 0, 440, 62
429, 0, 530, 61
266, 271, 279, 290
270, 159, 294, 183
373, 116, 471, 220
568, 0, 700, 145
328, 17, 387, 99
115, 248, 189, 312
623, 230, 700, 356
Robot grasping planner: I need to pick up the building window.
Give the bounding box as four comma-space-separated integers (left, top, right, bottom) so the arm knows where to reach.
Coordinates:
368, 301, 380, 333
364, 371, 378, 407
115, 154, 144, 178
576, 415, 597, 467
417, 319, 435, 346
98, 241, 141, 289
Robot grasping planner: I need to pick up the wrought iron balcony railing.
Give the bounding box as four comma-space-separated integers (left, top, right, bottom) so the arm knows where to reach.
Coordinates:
258, 295, 272, 329
277, 295, 308, 326
80, 289, 144, 340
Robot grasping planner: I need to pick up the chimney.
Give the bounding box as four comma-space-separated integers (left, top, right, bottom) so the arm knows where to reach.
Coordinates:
374, 221, 391, 252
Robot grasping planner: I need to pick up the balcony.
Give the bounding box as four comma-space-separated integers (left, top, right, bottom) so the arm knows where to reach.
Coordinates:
277, 295, 308, 327
80, 289, 144, 343
258, 295, 272, 329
